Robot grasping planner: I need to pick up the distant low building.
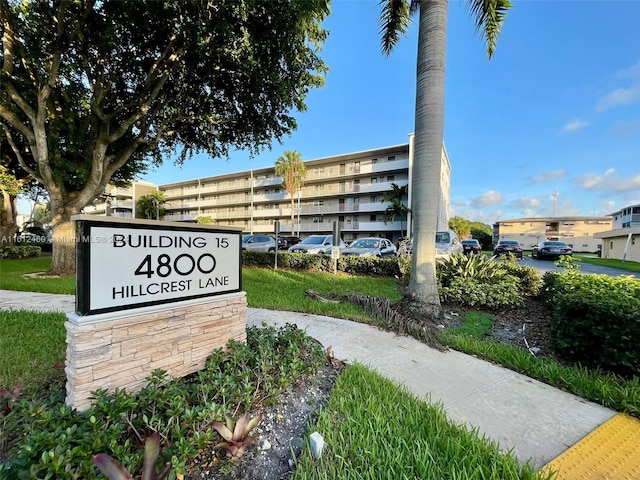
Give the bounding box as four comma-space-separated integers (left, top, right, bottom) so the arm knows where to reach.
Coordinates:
492, 217, 612, 253
594, 204, 640, 262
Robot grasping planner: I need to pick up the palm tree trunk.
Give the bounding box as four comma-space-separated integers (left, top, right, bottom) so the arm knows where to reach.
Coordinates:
407, 0, 447, 316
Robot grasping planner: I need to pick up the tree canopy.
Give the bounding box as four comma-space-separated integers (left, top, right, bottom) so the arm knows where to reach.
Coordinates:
0, 0, 330, 272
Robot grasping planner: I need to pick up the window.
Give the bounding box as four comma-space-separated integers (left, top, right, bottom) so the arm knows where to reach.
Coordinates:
371, 158, 378, 164
371, 178, 378, 184
387, 156, 395, 161
313, 200, 324, 206
610, 241, 614, 249
387, 175, 395, 182
370, 214, 376, 222
312, 216, 324, 223
370, 196, 377, 203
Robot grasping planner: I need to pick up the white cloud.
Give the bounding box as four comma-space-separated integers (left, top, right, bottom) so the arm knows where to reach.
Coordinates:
560, 119, 590, 134
512, 197, 541, 208
530, 169, 567, 184
610, 119, 640, 137
577, 169, 640, 192
471, 190, 505, 208
615, 61, 640, 80
596, 85, 640, 111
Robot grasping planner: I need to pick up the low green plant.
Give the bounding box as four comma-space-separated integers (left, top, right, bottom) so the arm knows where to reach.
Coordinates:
548, 272, 640, 375
0, 324, 325, 479
496, 261, 542, 295
211, 413, 262, 460
93, 432, 173, 480
439, 275, 523, 309
0, 245, 41, 259
437, 252, 506, 287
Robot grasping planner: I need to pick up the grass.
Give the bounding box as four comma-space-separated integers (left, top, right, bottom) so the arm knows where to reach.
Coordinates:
293, 363, 551, 480
573, 254, 640, 273
0, 309, 67, 388
0, 257, 75, 294
243, 267, 402, 321
445, 311, 494, 338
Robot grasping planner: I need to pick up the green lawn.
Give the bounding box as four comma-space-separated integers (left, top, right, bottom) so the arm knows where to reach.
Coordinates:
574, 254, 640, 273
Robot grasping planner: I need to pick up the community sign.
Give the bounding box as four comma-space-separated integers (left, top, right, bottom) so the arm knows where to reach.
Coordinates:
73, 216, 242, 315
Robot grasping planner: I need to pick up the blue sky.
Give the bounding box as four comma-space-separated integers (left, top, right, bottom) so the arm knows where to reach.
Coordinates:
144, 0, 640, 225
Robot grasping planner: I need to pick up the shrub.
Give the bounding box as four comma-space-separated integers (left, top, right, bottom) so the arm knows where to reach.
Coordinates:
437, 253, 506, 287
337, 255, 400, 277
496, 262, 542, 295
241, 251, 401, 277
0, 324, 325, 479
550, 273, 640, 376
0, 245, 41, 259
439, 275, 523, 309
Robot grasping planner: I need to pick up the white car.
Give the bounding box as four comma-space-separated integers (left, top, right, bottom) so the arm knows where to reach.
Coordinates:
241, 235, 276, 252
342, 237, 397, 257
399, 230, 463, 259
288, 235, 345, 254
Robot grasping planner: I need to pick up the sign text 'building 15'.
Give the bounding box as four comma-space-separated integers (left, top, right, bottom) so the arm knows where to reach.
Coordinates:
74, 216, 242, 315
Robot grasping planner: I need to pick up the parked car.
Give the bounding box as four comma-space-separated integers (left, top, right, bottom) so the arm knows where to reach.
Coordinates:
461, 239, 482, 255
277, 236, 300, 250
342, 237, 397, 257
398, 230, 463, 259
241, 234, 276, 252
288, 234, 345, 254
435, 230, 464, 259
532, 241, 573, 260
493, 240, 523, 259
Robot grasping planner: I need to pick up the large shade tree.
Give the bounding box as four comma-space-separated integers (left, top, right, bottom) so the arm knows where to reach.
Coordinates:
275, 150, 307, 236
379, 0, 510, 316
0, 0, 329, 273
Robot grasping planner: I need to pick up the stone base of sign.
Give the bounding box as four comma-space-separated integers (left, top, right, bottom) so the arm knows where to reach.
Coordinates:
65, 292, 247, 411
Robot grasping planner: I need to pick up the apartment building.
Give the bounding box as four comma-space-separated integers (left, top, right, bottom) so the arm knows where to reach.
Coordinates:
594, 203, 640, 262
83, 137, 451, 244
83, 181, 157, 218
492, 216, 613, 253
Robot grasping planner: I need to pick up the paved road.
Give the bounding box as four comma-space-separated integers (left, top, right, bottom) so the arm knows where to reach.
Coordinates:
518, 256, 640, 279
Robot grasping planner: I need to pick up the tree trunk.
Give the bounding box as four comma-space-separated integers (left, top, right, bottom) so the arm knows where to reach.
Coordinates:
49, 196, 80, 275
290, 196, 295, 235
407, 0, 447, 313
0, 192, 19, 244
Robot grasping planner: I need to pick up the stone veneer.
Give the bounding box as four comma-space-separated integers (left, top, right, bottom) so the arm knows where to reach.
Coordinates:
65, 292, 247, 411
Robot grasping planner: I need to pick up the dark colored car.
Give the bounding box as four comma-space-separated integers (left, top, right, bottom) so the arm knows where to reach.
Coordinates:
493, 240, 523, 258
532, 241, 573, 260
277, 236, 300, 250
461, 239, 482, 255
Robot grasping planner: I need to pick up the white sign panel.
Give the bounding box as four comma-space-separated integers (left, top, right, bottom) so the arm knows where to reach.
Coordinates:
77, 221, 241, 315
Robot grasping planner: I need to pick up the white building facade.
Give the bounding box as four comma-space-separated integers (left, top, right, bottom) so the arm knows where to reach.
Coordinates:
85, 139, 451, 244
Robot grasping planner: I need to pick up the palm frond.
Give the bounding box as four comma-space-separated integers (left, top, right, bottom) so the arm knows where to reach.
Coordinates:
467, 0, 512, 58
378, 0, 413, 56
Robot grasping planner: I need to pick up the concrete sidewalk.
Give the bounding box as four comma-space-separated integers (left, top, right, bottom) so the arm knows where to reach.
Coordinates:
0, 289, 616, 470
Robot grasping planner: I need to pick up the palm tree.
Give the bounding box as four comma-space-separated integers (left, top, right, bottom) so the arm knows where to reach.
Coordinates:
379, 0, 510, 314
275, 151, 307, 236
382, 183, 410, 237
